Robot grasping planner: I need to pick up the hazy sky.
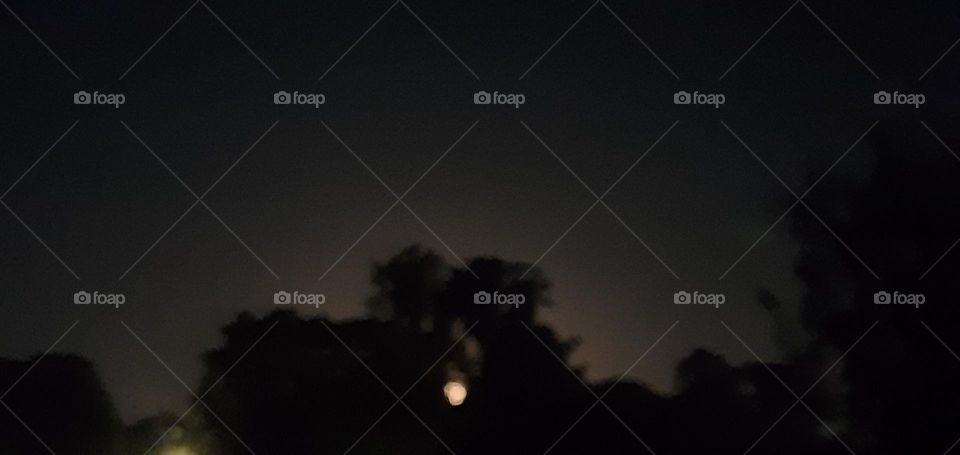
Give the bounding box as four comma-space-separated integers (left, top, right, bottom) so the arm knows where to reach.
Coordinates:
2, 0, 958, 422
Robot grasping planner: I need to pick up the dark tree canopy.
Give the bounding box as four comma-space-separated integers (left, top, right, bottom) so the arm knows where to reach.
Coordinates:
3, 131, 959, 454
0, 354, 120, 454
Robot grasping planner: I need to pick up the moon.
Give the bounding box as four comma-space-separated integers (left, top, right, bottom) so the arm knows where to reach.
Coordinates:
443, 381, 467, 406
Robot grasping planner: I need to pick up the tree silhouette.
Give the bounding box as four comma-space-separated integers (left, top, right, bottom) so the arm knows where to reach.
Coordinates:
0, 354, 120, 454
193, 246, 592, 454
4, 128, 958, 454
782, 128, 960, 454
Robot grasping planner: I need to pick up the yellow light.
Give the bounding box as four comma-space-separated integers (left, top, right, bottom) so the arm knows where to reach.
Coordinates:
161, 447, 197, 455
443, 381, 467, 406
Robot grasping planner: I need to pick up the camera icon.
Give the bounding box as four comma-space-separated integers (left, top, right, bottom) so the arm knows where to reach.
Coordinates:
473, 91, 491, 105
673, 291, 691, 304
273, 91, 292, 105
873, 91, 891, 105
873, 291, 891, 304
673, 91, 691, 105
74, 91, 91, 105
274, 291, 291, 304
473, 291, 491, 304
74, 291, 92, 304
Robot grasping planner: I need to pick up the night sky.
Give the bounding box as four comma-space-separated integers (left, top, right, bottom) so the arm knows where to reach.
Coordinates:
2, 0, 959, 422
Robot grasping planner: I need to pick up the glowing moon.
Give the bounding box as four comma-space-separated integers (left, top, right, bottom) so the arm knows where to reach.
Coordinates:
443, 381, 467, 406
